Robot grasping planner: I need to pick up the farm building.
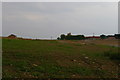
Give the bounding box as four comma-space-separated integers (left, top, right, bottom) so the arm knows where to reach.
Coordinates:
8, 34, 17, 38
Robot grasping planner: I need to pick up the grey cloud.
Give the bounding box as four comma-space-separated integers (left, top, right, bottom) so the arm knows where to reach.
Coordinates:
2, 2, 118, 39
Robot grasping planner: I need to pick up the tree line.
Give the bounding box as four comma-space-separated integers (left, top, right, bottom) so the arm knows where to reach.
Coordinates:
57, 33, 120, 40
57, 33, 85, 40
100, 34, 120, 39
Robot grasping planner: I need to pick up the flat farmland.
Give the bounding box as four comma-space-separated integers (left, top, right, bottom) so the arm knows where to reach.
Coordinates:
2, 38, 120, 78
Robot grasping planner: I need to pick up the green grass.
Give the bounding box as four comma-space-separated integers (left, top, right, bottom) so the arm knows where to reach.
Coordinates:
2, 38, 119, 78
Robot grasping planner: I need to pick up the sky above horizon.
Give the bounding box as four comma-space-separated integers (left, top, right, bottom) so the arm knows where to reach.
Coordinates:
2, 2, 118, 39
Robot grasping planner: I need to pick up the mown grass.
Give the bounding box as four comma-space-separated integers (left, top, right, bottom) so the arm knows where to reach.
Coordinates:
2, 38, 119, 78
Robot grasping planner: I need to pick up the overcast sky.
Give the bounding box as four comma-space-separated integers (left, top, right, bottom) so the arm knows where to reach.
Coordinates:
2, 2, 118, 39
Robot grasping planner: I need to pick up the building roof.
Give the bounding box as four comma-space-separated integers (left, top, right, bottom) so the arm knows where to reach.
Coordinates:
8, 34, 17, 38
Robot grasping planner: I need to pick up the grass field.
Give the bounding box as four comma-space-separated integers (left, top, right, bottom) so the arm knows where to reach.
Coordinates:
2, 38, 120, 78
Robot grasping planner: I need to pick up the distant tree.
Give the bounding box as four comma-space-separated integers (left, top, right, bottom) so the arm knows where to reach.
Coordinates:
60, 34, 66, 40
65, 33, 71, 40
59, 33, 85, 40
114, 34, 120, 39
100, 34, 107, 39
57, 37, 60, 40
67, 33, 71, 36
79, 35, 85, 40
66, 34, 85, 40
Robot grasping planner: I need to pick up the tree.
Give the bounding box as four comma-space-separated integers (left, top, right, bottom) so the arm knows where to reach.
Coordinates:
114, 34, 120, 39
67, 33, 71, 36
100, 34, 107, 39
59, 33, 85, 40
57, 37, 60, 40
60, 34, 66, 40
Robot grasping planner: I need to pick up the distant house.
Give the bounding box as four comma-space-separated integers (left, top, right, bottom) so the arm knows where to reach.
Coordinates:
8, 34, 17, 38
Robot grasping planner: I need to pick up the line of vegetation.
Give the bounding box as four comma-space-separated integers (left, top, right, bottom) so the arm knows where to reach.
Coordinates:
57, 33, 120, 40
